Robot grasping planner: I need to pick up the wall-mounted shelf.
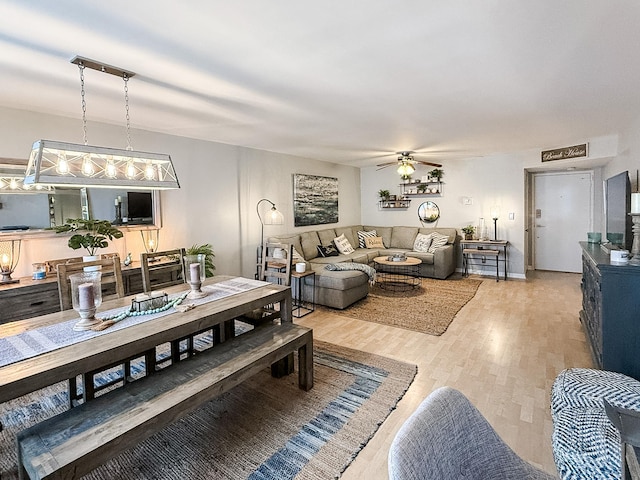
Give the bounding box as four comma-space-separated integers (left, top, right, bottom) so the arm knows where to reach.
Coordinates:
399, 181, 444, 197
378, 199, 411, 209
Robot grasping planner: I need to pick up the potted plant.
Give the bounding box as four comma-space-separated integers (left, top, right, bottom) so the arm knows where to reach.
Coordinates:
461, 225, 475, 240
417, 184, 429, 194
378, 189, 391, 201
185, 243, 216, 277
54, 218, 124, 258
429, 168, 444, 182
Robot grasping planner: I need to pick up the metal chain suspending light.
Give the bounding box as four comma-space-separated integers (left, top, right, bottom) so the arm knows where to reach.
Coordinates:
79, 61, 88, 146
123, 73, 132, 151
24, 56, 180, 189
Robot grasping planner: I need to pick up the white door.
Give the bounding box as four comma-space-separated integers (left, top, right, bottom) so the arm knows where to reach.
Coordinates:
533, 171, 593, 273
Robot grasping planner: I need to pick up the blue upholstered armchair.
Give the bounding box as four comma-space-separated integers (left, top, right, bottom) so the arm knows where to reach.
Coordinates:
388, 387, 556, 480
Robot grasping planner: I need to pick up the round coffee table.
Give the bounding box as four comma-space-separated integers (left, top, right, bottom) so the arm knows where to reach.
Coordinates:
373, 256, 421, 291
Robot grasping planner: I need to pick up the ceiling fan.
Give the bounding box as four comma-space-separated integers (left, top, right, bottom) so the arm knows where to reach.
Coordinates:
376, 151, 442, 176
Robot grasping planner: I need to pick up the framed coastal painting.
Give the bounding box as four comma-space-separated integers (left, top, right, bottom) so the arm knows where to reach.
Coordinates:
293, 174, 338, 226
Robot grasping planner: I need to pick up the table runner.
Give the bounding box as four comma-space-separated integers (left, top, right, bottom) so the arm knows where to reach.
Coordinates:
0, 277, 269, 368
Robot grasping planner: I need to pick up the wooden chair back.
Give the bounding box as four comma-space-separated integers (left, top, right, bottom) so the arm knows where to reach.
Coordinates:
140, 248, 187, 293
261, 242, 293, 287
56, 256, 125, 311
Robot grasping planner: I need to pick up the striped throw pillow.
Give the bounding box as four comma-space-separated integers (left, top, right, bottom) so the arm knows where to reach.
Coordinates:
357, 230, 377, 248
427, 232, 449, 253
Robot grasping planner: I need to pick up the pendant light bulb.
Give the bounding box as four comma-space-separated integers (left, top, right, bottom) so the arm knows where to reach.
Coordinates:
81, 155, 94, 176
126, 161, 136, 179
56, 154, 69, 174
105, 157, 117, 178
144, 162, 156, 180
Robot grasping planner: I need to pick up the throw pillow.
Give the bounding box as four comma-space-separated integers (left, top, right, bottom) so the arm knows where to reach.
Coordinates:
292, 247, 305, 263
333, 234, 355, 255
317, 244, 339, 257
364, 236, 385, 249
413, 233, 433, 253
427, 232, 449, 253
357, 230, 377, 248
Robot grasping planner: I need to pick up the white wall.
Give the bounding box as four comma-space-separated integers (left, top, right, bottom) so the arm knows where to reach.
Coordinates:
0, 106, 361, 278
606, 114, 640, 188
360, 135, 618, 277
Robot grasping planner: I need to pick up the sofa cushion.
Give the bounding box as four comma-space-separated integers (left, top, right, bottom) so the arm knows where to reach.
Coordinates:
391, 227, 419, 249
428, 232, 449, 253
334, 233, 355, 254
317, 244, 339, 257
406, 251, 435, 264
335, 227, 358, 250
419, 227, 457, 244
311, 266, 369, 290
300, 231, 321, 260
364, 236, 384, 249
413, 233, 433, 252
364, 226, 392, 248
357, 229, 377, 248
317, 228, 337, 246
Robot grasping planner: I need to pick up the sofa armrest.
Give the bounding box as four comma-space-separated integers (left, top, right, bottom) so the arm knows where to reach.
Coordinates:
433, 244, 456, 279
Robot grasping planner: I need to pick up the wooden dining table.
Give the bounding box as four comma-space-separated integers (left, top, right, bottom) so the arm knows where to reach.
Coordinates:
0, 275, 292, 405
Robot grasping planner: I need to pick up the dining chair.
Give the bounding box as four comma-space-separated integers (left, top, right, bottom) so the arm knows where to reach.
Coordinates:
56, 256, 125, 311
140, 248, 191, 369
56, 255, 126, 405
388, 387, 556, 480
140, 248, 186, 293
261, 242, 293, 287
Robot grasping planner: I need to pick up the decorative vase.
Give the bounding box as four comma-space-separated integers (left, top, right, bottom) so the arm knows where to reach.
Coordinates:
82, 255, 100, 272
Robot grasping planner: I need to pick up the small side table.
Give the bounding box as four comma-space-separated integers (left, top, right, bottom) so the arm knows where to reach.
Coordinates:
291, 270, 315, 318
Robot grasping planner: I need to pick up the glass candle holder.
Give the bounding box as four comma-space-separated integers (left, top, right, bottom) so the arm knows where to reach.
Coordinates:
184, 254, 207, 299
70, 271, 103, 331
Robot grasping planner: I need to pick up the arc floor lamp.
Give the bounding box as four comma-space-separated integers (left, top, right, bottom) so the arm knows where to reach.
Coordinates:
256, 198, 284, 278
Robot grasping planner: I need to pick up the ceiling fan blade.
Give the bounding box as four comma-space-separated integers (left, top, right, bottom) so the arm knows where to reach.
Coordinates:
415, 160, 443, 168
376, 161, 396, 167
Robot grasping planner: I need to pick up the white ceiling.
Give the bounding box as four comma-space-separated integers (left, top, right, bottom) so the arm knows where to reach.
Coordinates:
1, 1, 639, 167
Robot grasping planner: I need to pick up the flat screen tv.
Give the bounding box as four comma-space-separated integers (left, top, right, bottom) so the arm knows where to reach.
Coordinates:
605, 171, 632, 250
126, 191, 153, 224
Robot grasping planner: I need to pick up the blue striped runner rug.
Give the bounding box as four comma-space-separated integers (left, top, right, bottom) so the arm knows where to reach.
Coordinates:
0, 340, 416, 480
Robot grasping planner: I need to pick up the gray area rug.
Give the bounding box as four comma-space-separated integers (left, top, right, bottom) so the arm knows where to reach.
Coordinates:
326, 275, 483, 336
0, 340, 416, 479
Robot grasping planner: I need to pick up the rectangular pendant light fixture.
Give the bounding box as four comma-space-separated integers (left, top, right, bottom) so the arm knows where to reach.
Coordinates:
25, 140, 180, 190
24, 56, 180, 190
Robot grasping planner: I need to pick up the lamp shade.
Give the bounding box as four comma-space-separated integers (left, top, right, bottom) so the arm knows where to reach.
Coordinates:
24, 140, 180, 190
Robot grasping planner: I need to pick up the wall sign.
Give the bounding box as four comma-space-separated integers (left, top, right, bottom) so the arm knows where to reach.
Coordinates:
541, 144, 588, 162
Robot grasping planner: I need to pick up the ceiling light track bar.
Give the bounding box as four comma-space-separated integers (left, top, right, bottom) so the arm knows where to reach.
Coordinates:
70, 56, 136, 78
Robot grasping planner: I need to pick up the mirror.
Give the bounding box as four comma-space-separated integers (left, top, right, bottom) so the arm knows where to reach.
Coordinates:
0, 160, 161, 232
418, 201, 440, 223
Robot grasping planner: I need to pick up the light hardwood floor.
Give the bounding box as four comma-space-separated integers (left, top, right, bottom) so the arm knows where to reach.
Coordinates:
297, 270, 593, 478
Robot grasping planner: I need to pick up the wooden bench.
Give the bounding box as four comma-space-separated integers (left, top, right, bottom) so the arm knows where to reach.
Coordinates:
17, 322, 313, 480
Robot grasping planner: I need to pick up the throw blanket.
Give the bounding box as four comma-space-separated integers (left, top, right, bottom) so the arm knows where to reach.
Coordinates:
325, 262, 376, 285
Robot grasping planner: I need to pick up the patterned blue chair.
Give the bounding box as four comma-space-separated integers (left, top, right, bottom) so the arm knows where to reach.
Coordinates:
551, 368, 640, 480
388, 387, 555, 479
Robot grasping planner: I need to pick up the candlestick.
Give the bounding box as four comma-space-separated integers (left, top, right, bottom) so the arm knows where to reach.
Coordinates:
186, 255, 208, 299
629, 214, 640, 266
632, 193, 640, 214
190, 263, 201, 284
78, 282, 95, 310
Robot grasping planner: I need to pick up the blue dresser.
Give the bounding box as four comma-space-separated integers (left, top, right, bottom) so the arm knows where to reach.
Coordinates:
580, 242, 640, 380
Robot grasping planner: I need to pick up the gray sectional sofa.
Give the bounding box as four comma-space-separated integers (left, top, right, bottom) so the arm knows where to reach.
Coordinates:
269, 225, 459, 309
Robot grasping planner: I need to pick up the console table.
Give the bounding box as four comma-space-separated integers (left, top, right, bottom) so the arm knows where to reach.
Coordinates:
579, 242, 640, 380
461, 239, 509, 281
0, 262, 173, 324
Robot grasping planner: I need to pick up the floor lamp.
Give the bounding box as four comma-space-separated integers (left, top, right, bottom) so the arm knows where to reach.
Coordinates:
256, 198, 284, 279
